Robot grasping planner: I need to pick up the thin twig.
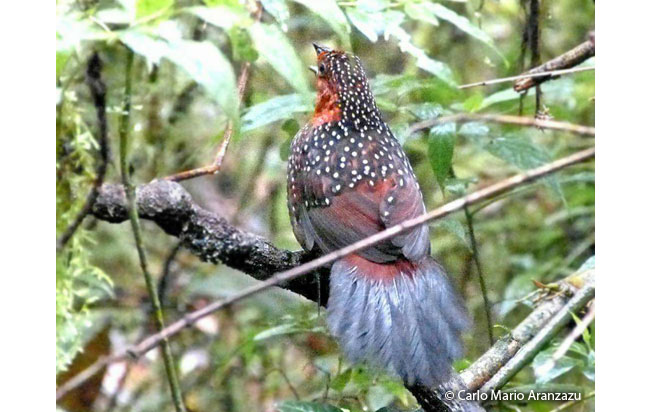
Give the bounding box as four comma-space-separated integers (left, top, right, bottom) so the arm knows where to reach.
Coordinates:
270, 367, 301, 400
162, 1, 263, 182
460, 268, 595, 392
408, 113, 595, 137
118, 50, 186, 412
478, 271, 595, 394
410, 265, 593, 412
158, 241, 183, 307
458, 66, 594, 89
56, 147, 595, 400
56, 355, 111, 400
463, 206, 494, 345
56, 53, 109, 251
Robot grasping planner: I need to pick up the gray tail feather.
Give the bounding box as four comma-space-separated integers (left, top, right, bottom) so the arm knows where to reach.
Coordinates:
327, 256, 470, 388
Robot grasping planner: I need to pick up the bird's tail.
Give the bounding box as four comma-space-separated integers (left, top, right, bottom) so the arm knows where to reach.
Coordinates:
327, 254, 470, 387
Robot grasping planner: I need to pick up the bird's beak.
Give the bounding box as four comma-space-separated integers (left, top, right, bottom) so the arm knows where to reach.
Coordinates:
309, 65, 318, 75
313, 43, 331, 55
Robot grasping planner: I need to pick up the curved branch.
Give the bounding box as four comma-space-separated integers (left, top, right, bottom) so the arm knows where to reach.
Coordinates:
469, 269, 595, 393
514, 33, 595, 92
91, 181, 325, 303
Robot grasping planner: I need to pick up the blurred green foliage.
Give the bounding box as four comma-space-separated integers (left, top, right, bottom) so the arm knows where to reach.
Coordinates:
56, 0, 595, 411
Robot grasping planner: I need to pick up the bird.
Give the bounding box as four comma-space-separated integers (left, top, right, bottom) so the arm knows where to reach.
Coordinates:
286, 44, 470, 388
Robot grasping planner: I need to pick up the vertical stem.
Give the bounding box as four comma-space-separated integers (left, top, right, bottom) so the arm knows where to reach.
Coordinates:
450, 166, 494, 345
118, 49, 187, 412
528, 0, 542, 112
463, 205, 494, 345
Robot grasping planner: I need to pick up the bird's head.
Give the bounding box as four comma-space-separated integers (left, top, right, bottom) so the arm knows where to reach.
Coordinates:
310, 44, 381, 127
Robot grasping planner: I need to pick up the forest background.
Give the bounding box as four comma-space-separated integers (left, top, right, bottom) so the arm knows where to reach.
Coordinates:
56, 1, 596, 411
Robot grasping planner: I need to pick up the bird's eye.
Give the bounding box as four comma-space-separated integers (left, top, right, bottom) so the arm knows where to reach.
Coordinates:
319, 64, 326, 74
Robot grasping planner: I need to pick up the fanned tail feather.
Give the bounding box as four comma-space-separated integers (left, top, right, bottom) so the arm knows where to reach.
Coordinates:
327, 254, 469, 387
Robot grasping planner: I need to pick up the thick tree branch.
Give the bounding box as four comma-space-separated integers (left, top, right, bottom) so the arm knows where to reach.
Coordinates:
92, 181, 326, 303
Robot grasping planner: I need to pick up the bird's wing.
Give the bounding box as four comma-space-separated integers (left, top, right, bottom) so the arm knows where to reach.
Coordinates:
289, 125, 430, 262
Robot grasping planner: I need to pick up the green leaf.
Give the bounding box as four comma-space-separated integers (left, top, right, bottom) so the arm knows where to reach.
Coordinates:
404, 102, 443, 120
371, 74, 417, 96
386, 22, 456, 86
279, 137, 293, 161
261, 0, 291, 31
357, 0, 391, 12
351, 367, 373, 387
242, 94, 312, 133
485, 135, 565, 201
346, 8, 382, 42
458, 121, 489, 138
282, 118, 300, 136
498, 271, 537, 317
135, 0, 173, 19
120, 30, 170, 69
426, 3, 505, 62
347, 9, 455, 85
532, 346, 582, 384
378, 378, 411, 406
462, 92, 484, 112
188, 5, 252, 30
579, 255, 595, 271
280, 119, 300, 161
570, 312, 593, 350
367, 385, 394, 411
372, 74, 453, 99
444, 177, 476, 197
434, 218, 472, 251
277, 401, 343, 412
229, 27, 258, 62
292, 0, 351, 48
428, 122, 456, 188
479, 87, 521, 110
485, 136, 549, 168
583, 350, 595, 381
56, 51, 70, 80
248, 23, 311, 98
404, 2, 439, 27
330, 368, 352, 391
163, 40, 240, 123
